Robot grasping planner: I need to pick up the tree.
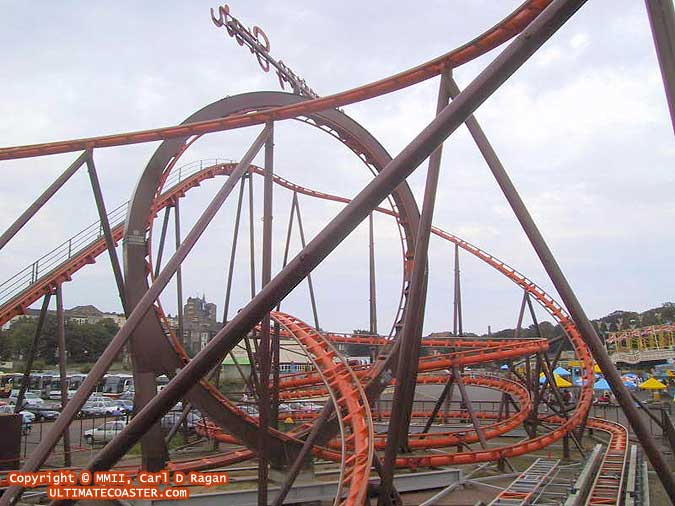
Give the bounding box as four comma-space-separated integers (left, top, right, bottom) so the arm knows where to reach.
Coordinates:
1, 316, 119, 364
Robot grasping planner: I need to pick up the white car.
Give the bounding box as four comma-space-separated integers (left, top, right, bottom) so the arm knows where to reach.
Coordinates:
8, 392, 45, 409
80, 399, 123, 417
84, 420, 127, 444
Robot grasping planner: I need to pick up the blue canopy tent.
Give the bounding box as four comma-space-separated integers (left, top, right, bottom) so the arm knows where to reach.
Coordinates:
553, 366, 571, 376
593, 378, 611, 390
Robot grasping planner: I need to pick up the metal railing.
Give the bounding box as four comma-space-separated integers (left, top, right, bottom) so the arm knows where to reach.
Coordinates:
0, 159, 235, 311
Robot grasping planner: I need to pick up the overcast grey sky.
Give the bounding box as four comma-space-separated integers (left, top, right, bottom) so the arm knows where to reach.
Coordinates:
1, 1, 672, 336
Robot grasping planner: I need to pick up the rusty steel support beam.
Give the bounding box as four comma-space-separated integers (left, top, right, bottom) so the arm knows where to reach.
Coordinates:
292, 194, 320, 330
222, 176, 260, 392
280, 192, 296, 270
16, 6, 592, 504
421, 372, 455, 434
645, 0, 675, 133
248, 167, 257, 299
174, 200, 184, 345
223, 177, 247, 323
369, 212, 378, 334
0, 152, 87, 251
446, 69, 675, 500
0, 126, 271, 506
453, 243, 463, 335
86, 152, 126, 310
154, 206, 172, 279
380, 70, 452, 505
277, 192, 320, 329
514, 290, 528, 340
271, 322, 281, 430
454, 366, 489, 449
14, 293, 51, 414
257, 122, 274, 506
55, 284, 71, 467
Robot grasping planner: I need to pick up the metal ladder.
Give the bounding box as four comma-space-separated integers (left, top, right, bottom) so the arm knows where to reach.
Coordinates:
488, 458, 560, 505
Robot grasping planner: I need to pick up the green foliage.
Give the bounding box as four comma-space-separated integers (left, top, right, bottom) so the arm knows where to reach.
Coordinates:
1, 316, 119, 364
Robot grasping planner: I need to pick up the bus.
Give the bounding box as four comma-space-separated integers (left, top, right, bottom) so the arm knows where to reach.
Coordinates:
99, 374, 134, 397
47, 373, 87, 400
28, 372, 59, 398
68, 373, 87, 395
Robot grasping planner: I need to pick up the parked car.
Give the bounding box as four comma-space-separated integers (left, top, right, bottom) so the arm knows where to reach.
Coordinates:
160, 410, 201, 432
84, 420, 127, 444
31, 408, 60, 421
113, 399, 133, 415
79, 399, 123, 418
8, 392, 45, 410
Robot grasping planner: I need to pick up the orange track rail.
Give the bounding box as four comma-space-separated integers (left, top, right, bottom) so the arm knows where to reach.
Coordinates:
276, 339, 548, 394
0, 2, 552, 161
585, 418, 628, 506
272, 312, 373, 506
1, 162, 596, 481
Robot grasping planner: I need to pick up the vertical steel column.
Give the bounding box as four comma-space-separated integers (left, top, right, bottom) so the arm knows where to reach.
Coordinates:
174, 200, 184, 346
258, 122, 274, 506
453, 243, 463, 335
271, 322, 281, 429
222, 177, 259, 389
277, 193, 320, 328
55, 284, 71, 467
380, 70, 453, 504
276, 191, 296, 313
154, 207, 172, 279
292, 194, 320, 330
446, 73, 675, 499
248, 167, 257, 299
5, 6, 593, 503
369, 212, 378, 334
0, 152, 87, 251
14, 293, 51, 414
222, 178, 247, 323
645, 0, 675, 133
86, 152, 126, 310
0, 127, 270, 506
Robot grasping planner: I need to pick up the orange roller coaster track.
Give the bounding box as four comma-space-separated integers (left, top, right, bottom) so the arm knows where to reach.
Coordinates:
0, 2, 553, 161
4, 0, 672, 500
0, 161, 594, 466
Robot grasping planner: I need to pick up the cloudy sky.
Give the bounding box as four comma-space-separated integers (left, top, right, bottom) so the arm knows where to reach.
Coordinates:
0, 1, 672, 336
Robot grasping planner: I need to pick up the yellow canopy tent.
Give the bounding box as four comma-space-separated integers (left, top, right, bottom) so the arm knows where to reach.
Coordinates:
639, 377, 667, 390
639, 377, 667, 400
554, 374, 573, 388
593, 364, 602, 374
539, 372, 572, 388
